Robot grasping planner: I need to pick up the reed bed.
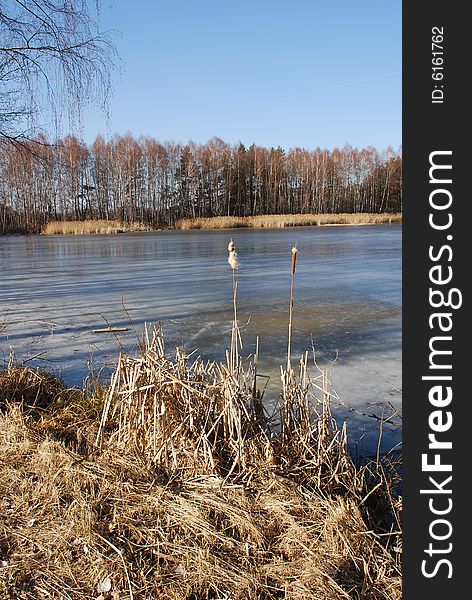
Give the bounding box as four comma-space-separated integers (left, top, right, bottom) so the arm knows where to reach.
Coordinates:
39, 213, 402, 234
0, 242, 401, 598
41, 220, 152, 235
175, 213, 402, 230
95, 324, 273, 480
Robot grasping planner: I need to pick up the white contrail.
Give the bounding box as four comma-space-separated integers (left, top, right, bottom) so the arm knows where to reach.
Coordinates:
325, 70, 402, 91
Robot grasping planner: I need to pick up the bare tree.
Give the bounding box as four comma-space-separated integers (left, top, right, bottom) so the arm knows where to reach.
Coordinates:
0, 0, 114, 142
0, 133, 403, 234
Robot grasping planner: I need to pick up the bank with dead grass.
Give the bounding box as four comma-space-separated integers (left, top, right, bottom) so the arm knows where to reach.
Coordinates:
41, 220, 153, 235
38, 213, 402, 235
175, 213, 402, 230
0, 328, 401, 599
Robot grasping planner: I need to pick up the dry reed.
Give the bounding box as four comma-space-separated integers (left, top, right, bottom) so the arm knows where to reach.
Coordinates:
176, 213, 402, 230
40, 214, 402, 235
0, 402, 401, 599
0, 366, 73, 415
41, 220, 152, 235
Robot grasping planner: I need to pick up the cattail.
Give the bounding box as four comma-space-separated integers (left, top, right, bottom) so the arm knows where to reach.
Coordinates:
228, 252, 240, 270
227, 239, 241, 372
227, 238, 240, 270
291, 246, 297, 274
287, 245, 298, 372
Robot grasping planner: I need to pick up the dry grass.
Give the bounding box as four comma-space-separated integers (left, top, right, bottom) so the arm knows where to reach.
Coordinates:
0, 367, 75, 415
39, 214, 402, 234
175, 213, 402, 230
41, 220, 152, 235
0, 325, 402, 599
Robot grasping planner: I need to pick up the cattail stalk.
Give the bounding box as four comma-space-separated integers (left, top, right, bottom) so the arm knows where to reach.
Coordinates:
231, 272, 238, 371
228, 239, 240, 372
287, 246, 297, 372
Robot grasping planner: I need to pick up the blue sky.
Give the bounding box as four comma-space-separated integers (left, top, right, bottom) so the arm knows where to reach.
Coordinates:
80, 0, 401, 151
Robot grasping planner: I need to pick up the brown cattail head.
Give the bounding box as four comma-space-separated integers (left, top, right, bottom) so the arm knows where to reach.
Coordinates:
291, 246, 298, 275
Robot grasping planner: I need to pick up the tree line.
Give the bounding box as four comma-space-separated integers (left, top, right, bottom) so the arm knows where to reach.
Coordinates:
0, 135, 402, 234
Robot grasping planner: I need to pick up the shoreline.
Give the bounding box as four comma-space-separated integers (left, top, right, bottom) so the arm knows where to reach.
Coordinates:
33, 212, 402, 235
0, 327, 402, 598
175, 212, 401, 231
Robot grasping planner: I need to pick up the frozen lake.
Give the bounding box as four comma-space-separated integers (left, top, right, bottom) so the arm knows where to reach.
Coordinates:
0, 224, 401, 454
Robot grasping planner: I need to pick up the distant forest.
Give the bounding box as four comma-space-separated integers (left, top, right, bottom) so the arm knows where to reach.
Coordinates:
0, 135, 402, 234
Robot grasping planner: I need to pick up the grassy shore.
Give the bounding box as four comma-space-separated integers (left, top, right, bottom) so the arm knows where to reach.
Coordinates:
41, 220, 153, 235
40, 213, 401, 235
175, 213, 402, 230
0, 325, 401, 599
